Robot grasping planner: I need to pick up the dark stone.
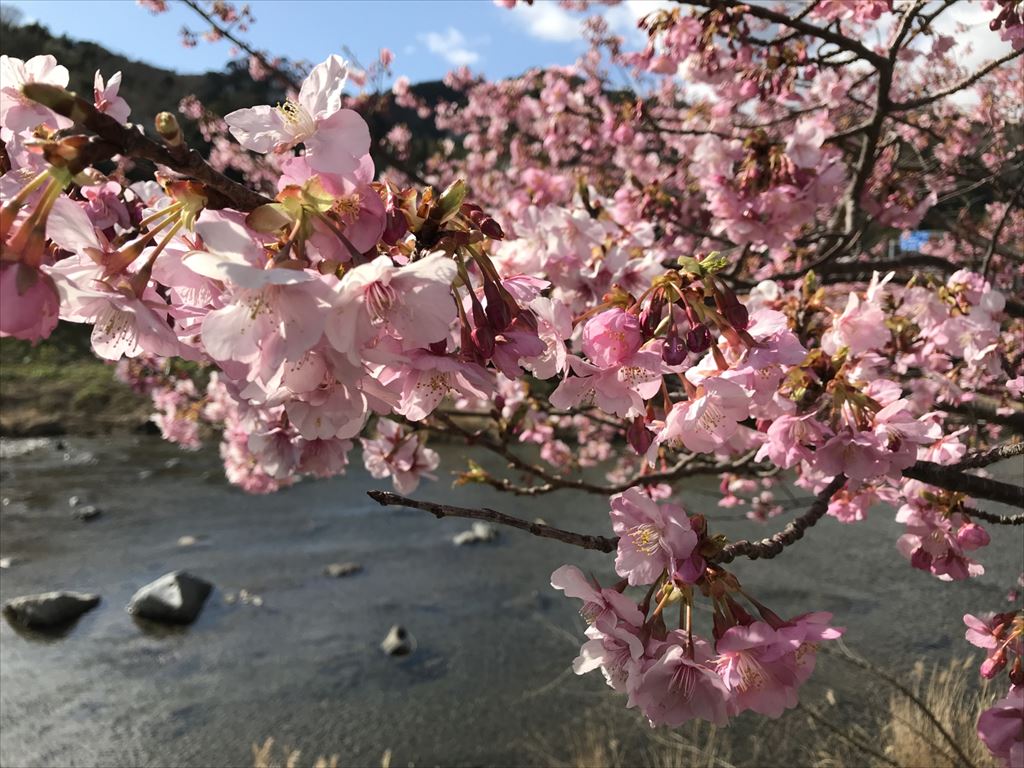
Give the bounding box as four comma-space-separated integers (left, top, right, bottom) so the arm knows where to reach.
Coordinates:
3, 591, 100, 629
126, 571, 212, 624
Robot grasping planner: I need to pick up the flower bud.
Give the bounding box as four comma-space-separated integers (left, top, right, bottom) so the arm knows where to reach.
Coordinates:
626, 416, 654, 455
686, 324, 712, 353
662, 324, 687, 366
483, 277, 512, 331
640, 293, 665, 337
382, 208, 409, 245
723, 301, 749, 330
981, 649, 1007, 679
957, 523, 990, 550
155, 112, 184, 147
472, 324, 495, 359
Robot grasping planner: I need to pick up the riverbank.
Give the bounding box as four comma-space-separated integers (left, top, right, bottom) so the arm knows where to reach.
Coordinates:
0, 325, 150, 437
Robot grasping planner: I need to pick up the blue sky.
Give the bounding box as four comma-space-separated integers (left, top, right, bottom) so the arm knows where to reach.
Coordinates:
7, 0, 656, 84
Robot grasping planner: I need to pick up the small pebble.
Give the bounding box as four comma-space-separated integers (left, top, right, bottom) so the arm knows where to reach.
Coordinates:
68, 495, 81, 508
71, 505, 101, 522
177, 535, 198, 547
324, 562, 363, 578
380, 625, 415, 656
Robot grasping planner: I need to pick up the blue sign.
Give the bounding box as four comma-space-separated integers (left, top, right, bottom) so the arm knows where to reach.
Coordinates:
900, 230, 932, 252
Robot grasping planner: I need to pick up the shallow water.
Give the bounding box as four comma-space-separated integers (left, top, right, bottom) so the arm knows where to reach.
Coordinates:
1, 436, 1021, 767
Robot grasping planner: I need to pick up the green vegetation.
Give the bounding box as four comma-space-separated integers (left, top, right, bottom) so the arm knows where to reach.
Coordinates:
0, 324, 149, 436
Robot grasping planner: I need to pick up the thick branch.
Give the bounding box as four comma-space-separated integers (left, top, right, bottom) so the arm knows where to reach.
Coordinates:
945, 395, 1024, 431
902, 460, 1024, 508
366, 490, 618, 553
712, 475, 847, 564
23, 83, 273, 211
951, 441, 1024, 471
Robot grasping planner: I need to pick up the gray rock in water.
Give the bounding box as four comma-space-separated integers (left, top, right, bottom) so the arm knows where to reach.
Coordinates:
3, 591, 100, 629
177, 535, 199, 547
452, 521, 499, 546
68, 495, 82, 508
127, 571, 212, 624
380, 624, 415, 656
324, 562, 362, 578
71, 505, 101, 521
0, 556, 19, 569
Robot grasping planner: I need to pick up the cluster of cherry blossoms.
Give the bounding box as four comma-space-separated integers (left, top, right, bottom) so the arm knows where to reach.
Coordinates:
2, 0, 1023, 753
965, 599, 1024, 766
553, 488, 844, 726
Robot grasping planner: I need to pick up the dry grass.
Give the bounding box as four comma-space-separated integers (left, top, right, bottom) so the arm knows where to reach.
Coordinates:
251, 657, 998, 768
251, 738, 340, 768
809, 656, 999, 768
538, 714, 735, 768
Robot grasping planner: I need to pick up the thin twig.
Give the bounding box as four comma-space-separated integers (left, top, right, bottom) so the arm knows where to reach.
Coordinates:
366, 490, 618, 553
981, 177, 1024, 278
963, 507, 1024, 526
891, 49, 1024, 111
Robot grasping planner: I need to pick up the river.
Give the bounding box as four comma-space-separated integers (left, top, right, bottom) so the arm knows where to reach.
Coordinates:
1, 435, 1021, 767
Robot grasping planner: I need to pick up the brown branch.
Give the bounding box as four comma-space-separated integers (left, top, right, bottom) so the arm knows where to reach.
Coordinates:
891, 49, 1024, 111
964, 507, 1024, 526
365, 490, 618, 553
981, 176, 1024, 278
22, 83, 273, 211
902, 460, 1024, 508
181, 0, 301, 91
431, 412, 763, 496
712, 475, 847, 563
686, 0, 888, 68
945, 395, 1024, 430
951, 441, 1024, 471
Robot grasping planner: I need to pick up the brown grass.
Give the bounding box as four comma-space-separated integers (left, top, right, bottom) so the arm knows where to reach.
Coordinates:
250, 657, 998, 768
809, 656, 998, 768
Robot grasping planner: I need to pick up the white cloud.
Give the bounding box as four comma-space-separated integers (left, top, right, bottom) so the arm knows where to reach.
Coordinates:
507, 1, 582, 43
419, 27, 480, 66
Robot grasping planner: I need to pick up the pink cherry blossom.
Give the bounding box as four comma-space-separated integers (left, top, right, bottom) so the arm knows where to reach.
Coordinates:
225, 54, 371, 176
609, 487, 698, 586
582, 308, 643, 368
93, 70, 130, 123
550, 564, 644, 627
978, 685, 1023, 768
657, 377, 750, 454
629, 633, 730, 727
360, 418, 439, 494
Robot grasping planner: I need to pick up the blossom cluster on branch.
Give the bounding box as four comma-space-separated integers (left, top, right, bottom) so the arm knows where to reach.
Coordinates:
1, 0, 1023, 757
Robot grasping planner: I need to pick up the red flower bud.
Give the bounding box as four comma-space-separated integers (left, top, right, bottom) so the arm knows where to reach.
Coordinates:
686, 324, 712, 353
